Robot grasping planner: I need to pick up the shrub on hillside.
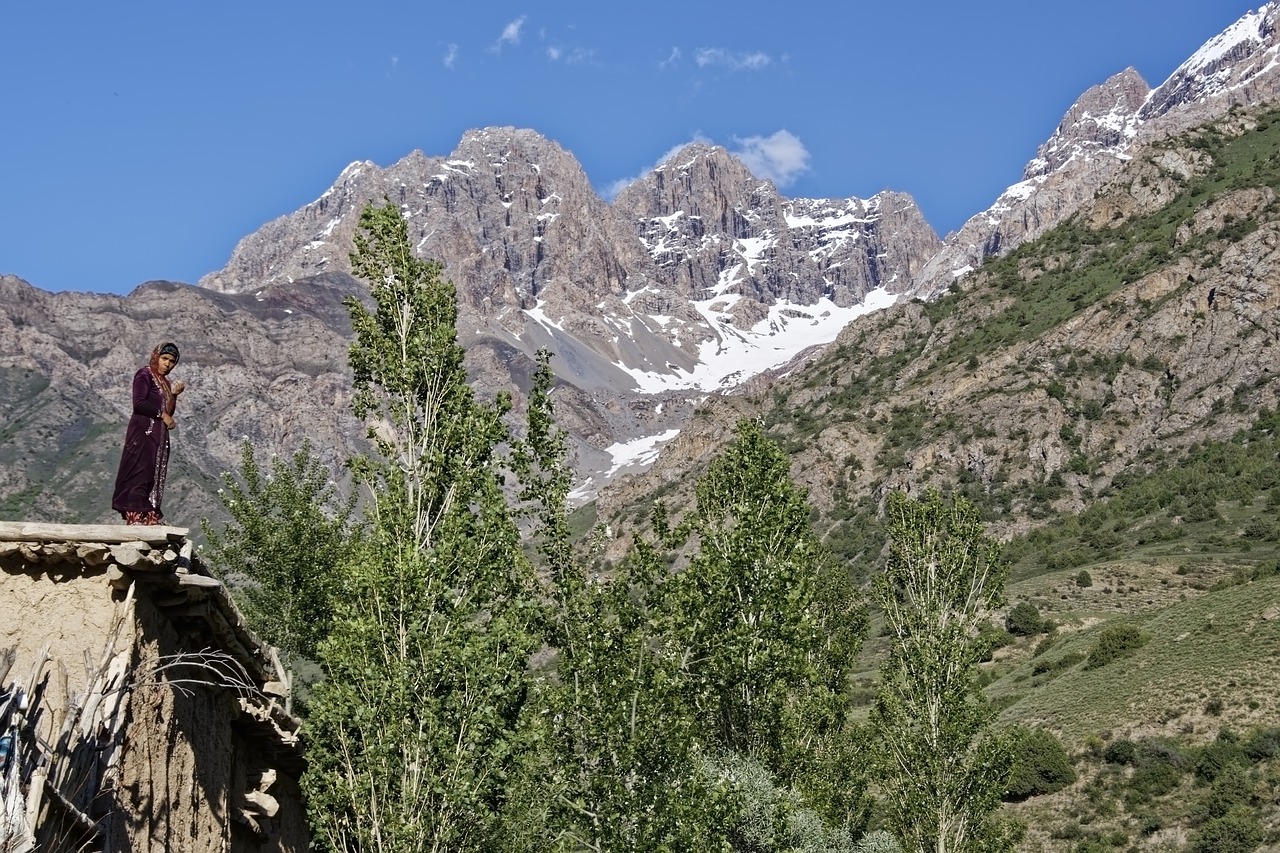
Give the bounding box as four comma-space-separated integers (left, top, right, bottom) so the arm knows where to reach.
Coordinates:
1252, 559, 1279, 581
1127, 761, 1184, 802
1242, 518, 1279, 541
1031, 635, 1057, 657
1103, 739, 1137, 765
1243, 726, 1280, 761
1076, 570, 1093, 588
1178, 492, 1222, 523
1195, 731, 1248, 783
1005, 602, 1044, 636
1084, 624, 1146, 669
1004, 727, 1076, 800
1189, 805, 1263, 853
1031, 651, 1085, 676
1136, 739, 1192, 773
978, 620, 1015, 661
1191, 764, 1255, 825
854, 830, 902, 853
1118, 738, 1194, 808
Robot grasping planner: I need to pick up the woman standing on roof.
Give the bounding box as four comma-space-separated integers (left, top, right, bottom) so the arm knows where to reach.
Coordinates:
111, 342, 185, 525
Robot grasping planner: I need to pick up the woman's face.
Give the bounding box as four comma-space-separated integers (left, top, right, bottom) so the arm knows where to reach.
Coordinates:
157, 353, 178, 375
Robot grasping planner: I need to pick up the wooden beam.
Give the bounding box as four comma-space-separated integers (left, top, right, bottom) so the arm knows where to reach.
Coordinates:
0, 522, 188, 545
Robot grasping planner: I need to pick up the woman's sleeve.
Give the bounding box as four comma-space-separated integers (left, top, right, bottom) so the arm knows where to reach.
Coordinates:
131, 371, 163, 418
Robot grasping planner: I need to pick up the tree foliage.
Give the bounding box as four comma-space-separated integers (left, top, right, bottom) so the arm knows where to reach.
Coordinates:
871, 490, 1017, 853
301, 201, 542, 852
201, 439, 356, 663
503, 351, 735, 851
509, 415, 867, 849
661, 418, 869, 827
520, 533, 736, 851
1004, 602, 1043, 637
1084, 624, 1146, 670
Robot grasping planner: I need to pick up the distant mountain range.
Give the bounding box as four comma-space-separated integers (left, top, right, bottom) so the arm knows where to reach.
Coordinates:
2, 3, 1278, 526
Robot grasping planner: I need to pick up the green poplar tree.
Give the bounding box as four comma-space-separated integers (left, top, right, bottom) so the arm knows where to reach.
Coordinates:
301, 201, 542, 852
505, 351, 734, 851
663, 418, 869, 828
871, 491, 1018, 853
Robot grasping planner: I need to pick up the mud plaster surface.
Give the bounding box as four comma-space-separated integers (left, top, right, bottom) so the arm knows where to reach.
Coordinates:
2, 566, 305, 852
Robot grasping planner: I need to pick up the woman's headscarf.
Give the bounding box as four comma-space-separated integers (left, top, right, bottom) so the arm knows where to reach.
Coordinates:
147, 342, 180, 415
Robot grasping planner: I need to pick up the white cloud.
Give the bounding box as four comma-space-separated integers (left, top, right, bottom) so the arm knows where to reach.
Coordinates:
659, 47, 682, 69
547, 44, 594, 64
694, 48, 772, 71
730, 130, 811, 187
602, 136, 712, 200
443, 43, 458, 69
494, 15, 526, 51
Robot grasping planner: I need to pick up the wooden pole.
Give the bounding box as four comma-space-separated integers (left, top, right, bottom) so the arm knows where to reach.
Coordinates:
0, 522, 188, 545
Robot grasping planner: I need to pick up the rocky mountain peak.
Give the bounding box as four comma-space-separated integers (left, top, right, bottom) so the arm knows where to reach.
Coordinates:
1023, 68, 1149, 180
908, 5, 1280, 301
1141, 3, 1280, 121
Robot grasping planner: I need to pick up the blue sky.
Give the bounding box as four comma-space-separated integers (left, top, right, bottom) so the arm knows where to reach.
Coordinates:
0, 1, 1259, 295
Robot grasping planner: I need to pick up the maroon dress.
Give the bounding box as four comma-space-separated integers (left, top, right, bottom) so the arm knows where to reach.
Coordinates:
111, 367, 173, 523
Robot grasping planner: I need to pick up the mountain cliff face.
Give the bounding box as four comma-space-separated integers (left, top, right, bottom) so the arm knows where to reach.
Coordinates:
2, 5, 1278, 530
611, 145, 938, 312
201, 130, 940, 397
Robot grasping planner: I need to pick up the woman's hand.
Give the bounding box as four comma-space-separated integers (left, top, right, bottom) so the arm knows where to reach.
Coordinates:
172, 381, 186, 395
162, 413, 175, 430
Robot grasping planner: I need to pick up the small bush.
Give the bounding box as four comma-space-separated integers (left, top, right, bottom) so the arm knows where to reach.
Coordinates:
1076, 569, 1093, 588
978, 621, 1015, 661
1031, 650, 1086, 676
1103, 739, 1137, 765
1005, 726, 1077, 800
1242, 518, 1279, 540
1122, 738, 1193, 805
1252, 559, 1279, 581
1006, 602, 1044, 636
1243, 726, 1280, 761
855, 830, 902, 853
1032, 635, 1057, 657
1195, 731, 1247, 783
1128, 762, 1183, 801
1084, 624, 1146, 669
713, 752, 856, 853
1189, 805, 1263, 853
1191, 765, 1254, 824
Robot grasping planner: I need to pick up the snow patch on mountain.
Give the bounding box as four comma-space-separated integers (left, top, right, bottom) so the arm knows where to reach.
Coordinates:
784, 200, 874, 261
618, 286, 898, 393
568, 428, 683, 506
1185, 5, 1273, 72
